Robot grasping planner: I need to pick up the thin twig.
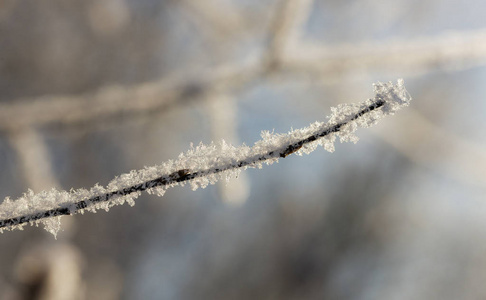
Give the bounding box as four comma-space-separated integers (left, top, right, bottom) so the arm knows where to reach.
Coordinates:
0, 99, 385, 230
0, 79, 411, 236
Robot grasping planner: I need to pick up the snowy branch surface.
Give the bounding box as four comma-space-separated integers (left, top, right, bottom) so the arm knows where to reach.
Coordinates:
0, 80, 411, 237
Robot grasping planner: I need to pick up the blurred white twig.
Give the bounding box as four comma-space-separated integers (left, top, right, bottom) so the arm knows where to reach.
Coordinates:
178, 0, 247, 38
286, 29, 486, 76
14, 243, 84, 300
372, 107, 486, 189
205, 93, 250, 205
0, 60, 262, 131
1, 28, 484, 132
264, 0, 315, 70
8, 129, 61, 192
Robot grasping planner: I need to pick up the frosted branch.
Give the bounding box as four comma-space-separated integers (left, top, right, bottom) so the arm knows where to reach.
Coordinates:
0, 80, 411, 237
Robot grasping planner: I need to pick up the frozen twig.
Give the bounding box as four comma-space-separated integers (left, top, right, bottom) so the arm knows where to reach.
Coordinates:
0, 80, 411, 237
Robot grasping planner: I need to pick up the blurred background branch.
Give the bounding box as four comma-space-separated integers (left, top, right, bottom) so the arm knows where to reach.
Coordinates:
1, 27, 485, 132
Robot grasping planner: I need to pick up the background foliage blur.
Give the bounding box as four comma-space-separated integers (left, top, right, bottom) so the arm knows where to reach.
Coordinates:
1, 0, 486, 299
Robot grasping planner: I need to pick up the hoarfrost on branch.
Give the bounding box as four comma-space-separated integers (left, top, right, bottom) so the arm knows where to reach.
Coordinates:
0, 80, 411, 237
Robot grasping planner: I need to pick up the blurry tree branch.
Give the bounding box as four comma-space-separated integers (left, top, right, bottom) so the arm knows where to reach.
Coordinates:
1, 28, 485, 133
178, 0, 247, 39
263, 0, 315, 70
204, 93, 250, 205
371, 107, 486, 189
0, 60, 262, 132
8, 129, 60, 192
286, 29, 486, 77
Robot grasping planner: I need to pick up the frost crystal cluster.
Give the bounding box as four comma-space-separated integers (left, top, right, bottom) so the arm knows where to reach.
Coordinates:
0, 80, 411, 237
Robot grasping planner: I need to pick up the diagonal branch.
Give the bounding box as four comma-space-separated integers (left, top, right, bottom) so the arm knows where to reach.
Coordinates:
0, 80, 411, 237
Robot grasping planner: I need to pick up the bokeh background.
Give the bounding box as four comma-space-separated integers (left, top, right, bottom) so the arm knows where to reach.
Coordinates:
1, 0, 486, 299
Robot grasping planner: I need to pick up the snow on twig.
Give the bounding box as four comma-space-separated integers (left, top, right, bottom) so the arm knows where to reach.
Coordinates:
0, 80, 411, 237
